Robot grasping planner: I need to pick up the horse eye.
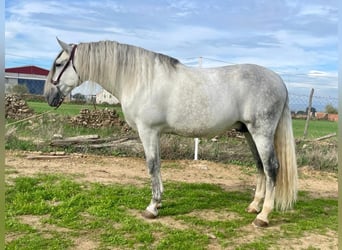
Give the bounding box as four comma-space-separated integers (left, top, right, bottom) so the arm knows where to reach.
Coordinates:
55, 63, 62, 67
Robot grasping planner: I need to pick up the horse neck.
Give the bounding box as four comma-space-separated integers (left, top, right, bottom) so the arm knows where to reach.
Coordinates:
75, 41, 182, 103
74, 43, 125, 101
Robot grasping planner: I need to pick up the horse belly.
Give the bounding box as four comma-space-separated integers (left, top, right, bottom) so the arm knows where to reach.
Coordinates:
164, 76, 241, 137
165, 105, 239, 137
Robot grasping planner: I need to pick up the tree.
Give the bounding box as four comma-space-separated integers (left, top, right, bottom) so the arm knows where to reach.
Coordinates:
72, 93, 86, 103
73, 93, 86, 101
325, 104, 338, 114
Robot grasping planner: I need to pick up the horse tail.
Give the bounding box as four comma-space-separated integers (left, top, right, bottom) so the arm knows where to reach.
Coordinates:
274, 95, 298, 211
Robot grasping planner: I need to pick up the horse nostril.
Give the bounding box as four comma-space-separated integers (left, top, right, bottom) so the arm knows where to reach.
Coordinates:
46, 86, 63, 107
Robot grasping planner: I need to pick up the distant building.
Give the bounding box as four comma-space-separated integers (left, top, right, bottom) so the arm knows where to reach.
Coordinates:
5, 66, 49, 95
96, 89, 119, 105
315, 112, 338, 122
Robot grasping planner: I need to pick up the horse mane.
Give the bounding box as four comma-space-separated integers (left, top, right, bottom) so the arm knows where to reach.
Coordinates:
75, 40, 180, 88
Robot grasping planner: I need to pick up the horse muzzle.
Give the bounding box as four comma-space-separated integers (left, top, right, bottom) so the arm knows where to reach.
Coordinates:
45, 85, 65, 108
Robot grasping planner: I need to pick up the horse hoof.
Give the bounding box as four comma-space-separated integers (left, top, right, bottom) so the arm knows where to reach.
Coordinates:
141, 210, 157, 219
246, 207, 259, 214
252, 218, 269, 228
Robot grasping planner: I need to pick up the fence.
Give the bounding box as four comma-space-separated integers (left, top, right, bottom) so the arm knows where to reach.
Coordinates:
289, 92, 338, 113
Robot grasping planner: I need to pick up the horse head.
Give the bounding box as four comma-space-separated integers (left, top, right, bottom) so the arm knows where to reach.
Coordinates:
44, 38, 81, 107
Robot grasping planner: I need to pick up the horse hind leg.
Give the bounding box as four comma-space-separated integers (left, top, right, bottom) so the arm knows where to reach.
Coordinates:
244, 132, 265, 214
247, 130, 279, 227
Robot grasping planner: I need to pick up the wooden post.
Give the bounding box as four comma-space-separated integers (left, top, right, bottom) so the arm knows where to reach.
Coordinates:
303, 88, 314, 138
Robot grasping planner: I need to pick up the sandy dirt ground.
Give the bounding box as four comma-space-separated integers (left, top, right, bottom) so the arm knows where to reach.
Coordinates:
5, 150, 338, 249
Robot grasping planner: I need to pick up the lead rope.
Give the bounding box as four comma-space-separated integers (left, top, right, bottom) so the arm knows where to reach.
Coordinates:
5, 109, 55, 127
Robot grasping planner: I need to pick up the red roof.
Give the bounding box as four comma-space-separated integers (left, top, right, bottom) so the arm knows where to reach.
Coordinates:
5, 66, 49, 76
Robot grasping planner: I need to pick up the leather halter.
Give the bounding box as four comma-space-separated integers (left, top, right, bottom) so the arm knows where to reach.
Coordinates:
51, 45, 78, 85
50, 45, 79, 108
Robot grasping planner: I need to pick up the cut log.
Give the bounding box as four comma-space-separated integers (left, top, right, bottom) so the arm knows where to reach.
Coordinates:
50, 135, 139, 147
74, 137, 131, 149
26, 155, 70, 160
50, 134, 100, 146
313, 133, 337, 141
62, 134, 100, 141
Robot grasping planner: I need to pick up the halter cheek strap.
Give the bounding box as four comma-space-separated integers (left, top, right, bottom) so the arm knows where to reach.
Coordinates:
51, 45, 78, 86
51, 45, 79, 109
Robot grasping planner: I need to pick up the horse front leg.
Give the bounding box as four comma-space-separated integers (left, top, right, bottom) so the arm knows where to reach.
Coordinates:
142, 157, 163, 218
138, 127, 163, 219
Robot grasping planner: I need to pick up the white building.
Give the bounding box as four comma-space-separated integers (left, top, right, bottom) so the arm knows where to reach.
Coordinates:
96, 89, 119, 105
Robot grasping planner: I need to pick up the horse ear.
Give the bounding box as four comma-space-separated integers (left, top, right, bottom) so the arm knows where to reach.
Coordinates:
56, 37, 72, 54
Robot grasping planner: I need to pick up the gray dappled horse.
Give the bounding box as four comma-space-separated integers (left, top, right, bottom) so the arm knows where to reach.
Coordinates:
45, 39, 297, 227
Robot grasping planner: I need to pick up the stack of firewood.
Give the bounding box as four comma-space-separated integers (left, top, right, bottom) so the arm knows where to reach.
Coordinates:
5, 94, 34, 119
69, 108, 126, 128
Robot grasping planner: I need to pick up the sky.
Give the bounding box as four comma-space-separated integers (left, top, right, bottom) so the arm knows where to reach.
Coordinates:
5, 0, 338, 100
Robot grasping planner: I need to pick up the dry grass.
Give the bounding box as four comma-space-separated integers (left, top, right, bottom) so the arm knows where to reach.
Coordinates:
296, 140, 338, 172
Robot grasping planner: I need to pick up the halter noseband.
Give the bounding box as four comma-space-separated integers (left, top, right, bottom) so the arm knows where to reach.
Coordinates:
51, 45, 78, 86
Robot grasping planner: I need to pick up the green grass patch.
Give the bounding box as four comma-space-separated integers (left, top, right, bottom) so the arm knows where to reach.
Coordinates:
6, 174, 337, 249
6, 232, 73, 250
292, 119, 337, 139
27, 101, 125, 118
